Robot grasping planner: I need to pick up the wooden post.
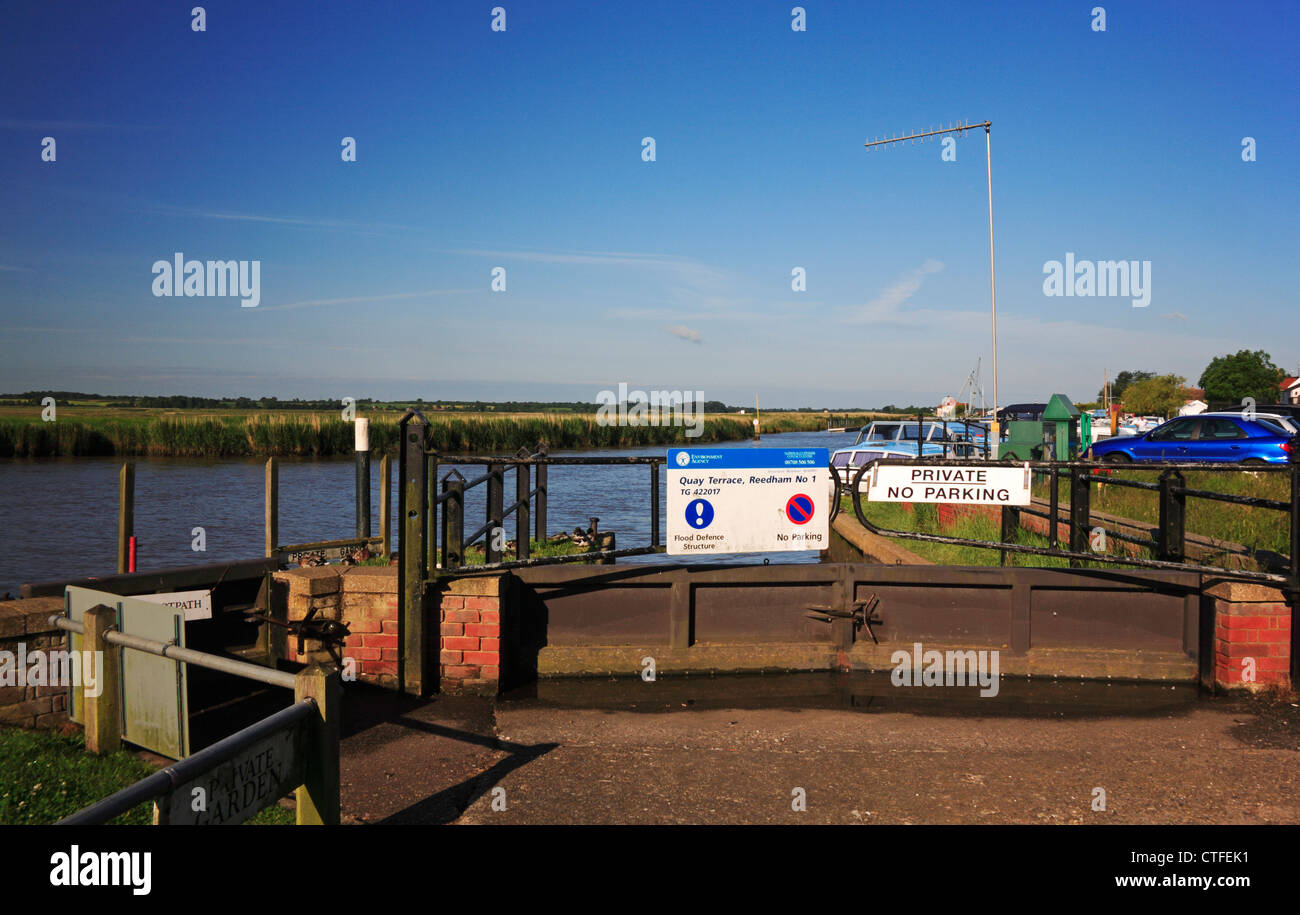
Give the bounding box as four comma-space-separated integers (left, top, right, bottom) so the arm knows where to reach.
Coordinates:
379, 454, 391, 561
265, 457, 278, 558
294, 663, 340, 825
84, 604, 121, 754
117, 463, 134, 574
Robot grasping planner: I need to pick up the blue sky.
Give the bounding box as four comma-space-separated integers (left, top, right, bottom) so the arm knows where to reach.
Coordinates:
1, 0, 1296, 408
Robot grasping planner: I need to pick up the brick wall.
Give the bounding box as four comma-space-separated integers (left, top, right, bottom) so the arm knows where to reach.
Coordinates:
1207, 582, 1292, 690
273, 567, 507, 695
0, 597, 70, 728
436, 575, 505, 695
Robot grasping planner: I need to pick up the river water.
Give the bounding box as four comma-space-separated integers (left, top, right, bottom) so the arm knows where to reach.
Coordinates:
0, 429, 862, 595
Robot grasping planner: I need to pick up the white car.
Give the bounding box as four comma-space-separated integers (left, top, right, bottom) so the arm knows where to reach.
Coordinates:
1197, 410, 1298, 436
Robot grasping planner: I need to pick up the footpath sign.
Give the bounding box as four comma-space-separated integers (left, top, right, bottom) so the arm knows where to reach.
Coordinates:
135, 588, 212, 621
866, 463, 1031, 506
667, 448, 829, 555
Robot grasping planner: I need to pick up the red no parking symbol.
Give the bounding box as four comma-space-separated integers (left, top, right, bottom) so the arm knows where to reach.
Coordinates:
785, 493, 814, 525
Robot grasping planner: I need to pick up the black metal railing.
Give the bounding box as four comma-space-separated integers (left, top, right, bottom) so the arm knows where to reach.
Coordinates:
429, 450, 667, 571
834, 455, 1298, 591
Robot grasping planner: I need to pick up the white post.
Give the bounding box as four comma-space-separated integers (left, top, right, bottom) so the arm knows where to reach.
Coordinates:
985, 124, 999, 443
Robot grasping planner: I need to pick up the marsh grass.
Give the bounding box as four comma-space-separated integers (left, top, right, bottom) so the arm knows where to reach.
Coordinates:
0, 409, 882, 458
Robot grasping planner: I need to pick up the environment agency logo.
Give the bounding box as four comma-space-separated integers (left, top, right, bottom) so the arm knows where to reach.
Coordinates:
676, 451, 691, 466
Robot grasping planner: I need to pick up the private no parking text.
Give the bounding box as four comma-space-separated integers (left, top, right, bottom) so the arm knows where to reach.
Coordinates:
866, 464, 1032, 506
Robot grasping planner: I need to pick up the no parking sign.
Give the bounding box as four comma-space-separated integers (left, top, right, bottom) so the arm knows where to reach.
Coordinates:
666, 448, 829, 555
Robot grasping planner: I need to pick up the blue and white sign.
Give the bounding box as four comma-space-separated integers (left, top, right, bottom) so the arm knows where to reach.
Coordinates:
666, 448, 829, 555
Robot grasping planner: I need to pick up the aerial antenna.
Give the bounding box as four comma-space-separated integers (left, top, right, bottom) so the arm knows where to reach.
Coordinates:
863, 119, 999, 432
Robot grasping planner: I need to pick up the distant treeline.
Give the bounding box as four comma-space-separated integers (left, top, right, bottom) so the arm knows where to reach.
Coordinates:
0, 412, 879, 458
0, 392, 898, 412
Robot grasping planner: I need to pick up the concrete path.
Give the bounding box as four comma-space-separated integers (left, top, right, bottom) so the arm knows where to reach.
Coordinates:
337, 682, 1300, 825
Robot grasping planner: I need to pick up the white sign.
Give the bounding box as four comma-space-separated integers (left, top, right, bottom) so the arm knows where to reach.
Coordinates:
667, 448, 829, 555
135, 589, 213, 621
867, 464, 1031, 506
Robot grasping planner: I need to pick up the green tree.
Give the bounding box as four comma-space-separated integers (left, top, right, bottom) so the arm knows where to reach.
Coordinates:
1198, 350, 1284, 406
1098, 370, 1154, 403
1121, 374, 1193, 417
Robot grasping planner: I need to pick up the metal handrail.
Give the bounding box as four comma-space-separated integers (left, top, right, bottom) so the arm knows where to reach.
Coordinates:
50, 615, 298, 690
58, 699, 316, 825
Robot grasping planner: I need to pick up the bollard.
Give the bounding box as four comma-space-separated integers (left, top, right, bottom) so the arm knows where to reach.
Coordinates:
294, 663, 340, 825
83, 604, 121, 754
355, 418, 371, 541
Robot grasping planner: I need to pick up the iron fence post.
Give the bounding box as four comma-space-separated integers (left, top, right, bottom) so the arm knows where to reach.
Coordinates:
1069, 467, 1091, 568
999, 506, 1016, 566
516, 448, 531, 561
535, 440, 548, 542
651, 460, 661, 548
1048, 466, 1059, 550
1158, 469, 1186, 563
486, 462, 504, 564
397, 410, 430, 696
426, 452, 439, 574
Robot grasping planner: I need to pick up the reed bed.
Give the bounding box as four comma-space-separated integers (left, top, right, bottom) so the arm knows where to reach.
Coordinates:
0, 411, 870, 458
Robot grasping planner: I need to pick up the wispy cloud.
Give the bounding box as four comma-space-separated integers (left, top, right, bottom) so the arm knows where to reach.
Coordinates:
255, 289, 474, 312
846, 259, 944, 323
447, 246, 735, 302
1161, 312, 1189, 321
665, 324, 703, 343
148, 203, 429, 236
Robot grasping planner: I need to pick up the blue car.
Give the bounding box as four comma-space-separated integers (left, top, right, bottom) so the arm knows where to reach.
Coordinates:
1086, 414, 1294, 464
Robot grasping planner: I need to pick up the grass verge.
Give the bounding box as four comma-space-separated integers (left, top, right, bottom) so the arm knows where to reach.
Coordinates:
0, 727, 290, 824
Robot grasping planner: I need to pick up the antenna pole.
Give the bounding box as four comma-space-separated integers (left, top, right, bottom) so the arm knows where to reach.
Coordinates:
864, 118, 999, 437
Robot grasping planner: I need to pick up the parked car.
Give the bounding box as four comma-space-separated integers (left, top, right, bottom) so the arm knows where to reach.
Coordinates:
1198, 410, 1299, 436
1085, 414, 1293, 464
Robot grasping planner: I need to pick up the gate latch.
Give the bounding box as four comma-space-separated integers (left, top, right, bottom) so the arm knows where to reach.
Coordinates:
806, 593, 882, 643
245, 605, 352, 667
